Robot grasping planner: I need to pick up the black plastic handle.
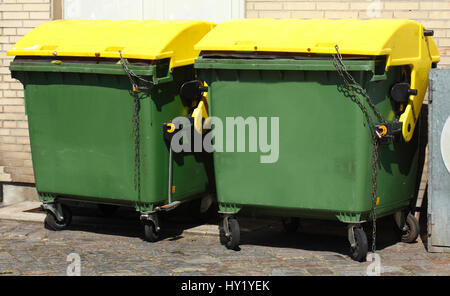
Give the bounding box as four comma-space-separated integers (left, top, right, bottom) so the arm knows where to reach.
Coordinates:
424, 29, 434, 37
408, 89, 418, 96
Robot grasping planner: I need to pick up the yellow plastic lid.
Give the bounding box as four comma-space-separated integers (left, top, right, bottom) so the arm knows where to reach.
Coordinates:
195, 18, 440, 142
195, 19, 439, 63
7, 20, 215, 70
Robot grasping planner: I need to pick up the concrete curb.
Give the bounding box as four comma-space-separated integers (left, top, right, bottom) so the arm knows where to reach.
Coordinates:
181, 224, 219, 236
0, 201, 45, 223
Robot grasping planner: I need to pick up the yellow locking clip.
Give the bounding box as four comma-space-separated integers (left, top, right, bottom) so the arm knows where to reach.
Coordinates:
166, 123, 175, 133
376, 125, 388, 139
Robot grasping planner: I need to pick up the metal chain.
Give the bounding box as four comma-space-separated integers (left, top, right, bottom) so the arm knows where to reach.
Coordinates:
332, 45, 382, 254
370, 132, 379, 253
118, 50, 154, 91
332, 46, 387, 125
118, 51, 153, 193
131, 92, 140, 192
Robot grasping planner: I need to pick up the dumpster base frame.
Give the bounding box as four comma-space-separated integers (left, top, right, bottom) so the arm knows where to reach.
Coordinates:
218, 198, 413, 223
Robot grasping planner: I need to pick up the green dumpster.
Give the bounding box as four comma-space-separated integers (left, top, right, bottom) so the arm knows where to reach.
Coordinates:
8, 20, 215, 241
194, 19, 439, 261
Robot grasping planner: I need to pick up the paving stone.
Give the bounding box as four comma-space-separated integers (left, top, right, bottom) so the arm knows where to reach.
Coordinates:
318, 254, 348, 261
381, 265, 407, 274
322, 259, 359, 267
382, 272, 410, 276
172, 272, 207, 276
400, 264, 426, 274
0, 252, 13, 260
185, 255, 220, 264
306, 267, 335, 275
0, 219, 448, 275
271, 268, 307, 276
139, 266, 171, 276
172, 266, 208, 273
15, 255, 35, 263
334, 267, 368, 276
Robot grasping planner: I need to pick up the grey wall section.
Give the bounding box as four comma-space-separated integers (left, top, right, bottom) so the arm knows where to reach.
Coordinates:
428, 69, 450, 253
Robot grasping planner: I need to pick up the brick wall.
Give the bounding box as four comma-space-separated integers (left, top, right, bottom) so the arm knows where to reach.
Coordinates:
0, 0, 52, 183
246, 0, 450, 68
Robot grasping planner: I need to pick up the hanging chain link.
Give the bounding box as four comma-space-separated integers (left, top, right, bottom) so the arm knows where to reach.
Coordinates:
370, 132, 379, 253
332, 45, 383, 254
118, 50, 154, 91
118, 51, 154, 193
131, 90, 140, 192
332, 46, 387, 126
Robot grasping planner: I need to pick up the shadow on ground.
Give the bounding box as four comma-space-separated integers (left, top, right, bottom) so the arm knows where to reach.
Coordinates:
37, 200, 414, 257
57, 201, 218, 241
238, 216, 407, 257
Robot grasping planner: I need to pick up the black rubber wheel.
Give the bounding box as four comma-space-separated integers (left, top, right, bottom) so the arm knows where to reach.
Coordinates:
401, 213, 420, 243
143, 221, 159, 242
44, 204, 72, 231
225, 218, 240, 250
349, 227, 368, 262
219, 228, 228, 245
97, 204, 119, 217
282, 217, 300, 233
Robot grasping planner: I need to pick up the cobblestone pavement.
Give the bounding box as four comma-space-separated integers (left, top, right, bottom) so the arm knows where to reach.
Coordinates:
0, 205, 449, 276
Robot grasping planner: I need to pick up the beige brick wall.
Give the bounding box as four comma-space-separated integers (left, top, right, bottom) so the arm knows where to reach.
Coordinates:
246, 0, 450, 68
0, 0, 52, 183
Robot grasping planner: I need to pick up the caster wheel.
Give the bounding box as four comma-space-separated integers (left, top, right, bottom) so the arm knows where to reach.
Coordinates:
349, 227, 368, 262
219, 227, 228, 245
221, 218, 240, 250
282, 217, 300, 233
400, 213, 419, 243
97, 204, 119, 217
44, 204, 72, 231
143, 221, 159, 242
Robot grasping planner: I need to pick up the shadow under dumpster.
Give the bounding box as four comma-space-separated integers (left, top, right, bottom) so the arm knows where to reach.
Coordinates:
237, 215, 409, 257
57, 201, 219, 241
54, 201, 409, 257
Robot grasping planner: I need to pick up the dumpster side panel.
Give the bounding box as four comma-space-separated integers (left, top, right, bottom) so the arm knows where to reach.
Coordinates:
207, 68, 372, 215
199, 62, 418, 220
139, 67, 211, 208
18, 66, 210, 208
23, 71, 138, 202
367, 67, 420, 218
